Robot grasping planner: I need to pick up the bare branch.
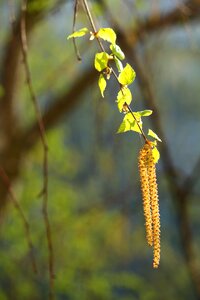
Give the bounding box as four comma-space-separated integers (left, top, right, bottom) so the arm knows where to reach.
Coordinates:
20, 1, 54, 299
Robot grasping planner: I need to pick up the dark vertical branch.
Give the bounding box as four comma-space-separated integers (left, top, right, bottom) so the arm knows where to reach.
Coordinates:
0, 166, 37, 274
20, 1, 55, 299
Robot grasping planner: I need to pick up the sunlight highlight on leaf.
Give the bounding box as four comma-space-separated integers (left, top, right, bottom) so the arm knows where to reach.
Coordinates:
148, 129, 162, 142
114, 57, 123, 73
116, 87, 132, 112
97, 28, 116, 45
117, 112, 142, 133
94, 52, 110, 72
152, 147, 160, 163
110, 44, 125, 60
98, 74, 107, 97
118, 64, 136, 86
67, 28, 89, 39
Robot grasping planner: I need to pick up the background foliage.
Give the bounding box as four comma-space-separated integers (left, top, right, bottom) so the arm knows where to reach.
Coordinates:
0, 0, 200, 299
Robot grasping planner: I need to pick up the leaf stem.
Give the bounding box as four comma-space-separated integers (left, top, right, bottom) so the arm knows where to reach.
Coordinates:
125, 103, 148, 143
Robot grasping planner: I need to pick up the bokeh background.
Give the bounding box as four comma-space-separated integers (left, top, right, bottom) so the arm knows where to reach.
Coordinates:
0, 0, 200, 299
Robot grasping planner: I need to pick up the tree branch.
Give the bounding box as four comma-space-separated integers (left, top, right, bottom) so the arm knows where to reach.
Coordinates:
23, 67, 97, 150
129, 0, 200, 45
20, 1, 54, 298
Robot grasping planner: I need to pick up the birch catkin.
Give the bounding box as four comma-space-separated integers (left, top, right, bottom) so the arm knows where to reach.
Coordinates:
138, 142, 161, 268
138, 144, 153, 247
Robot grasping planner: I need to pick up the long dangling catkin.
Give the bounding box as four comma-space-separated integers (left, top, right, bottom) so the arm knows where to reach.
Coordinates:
138, 144, 153, 247
146, 148, 160, 268
138, 142, 161, 268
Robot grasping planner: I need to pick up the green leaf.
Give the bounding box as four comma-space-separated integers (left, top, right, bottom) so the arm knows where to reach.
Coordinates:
67, 27, 88, 39
117, 112, 142, 134
116, 87, 132, 112
117, 120, 127, 133
118, 63, 136, 85
110, 44, 125, 60
114, 57, 123, 73
97, 28, 116, 45
94, 52, 110, 72
136, 110, 153, 117
98, 74, 107, 97
148, 129, 162, 142
152, 147, 160, 163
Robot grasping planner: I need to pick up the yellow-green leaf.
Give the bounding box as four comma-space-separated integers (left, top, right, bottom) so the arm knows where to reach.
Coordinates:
117, 120, 127, 133
124, 112, 142, 133
67, 27, 88, 39
118, 63, 136, 85
114, 57, 123, 73
136, 110, 153, 117
98, 74, 107, 97
94, 52, 110, 72
116, 87, 132, 112
97, 28, 116, 45
117, 112, 142, 134
110, 44, 125, 60
152, 147, 160, 163
148, 129, 162, 142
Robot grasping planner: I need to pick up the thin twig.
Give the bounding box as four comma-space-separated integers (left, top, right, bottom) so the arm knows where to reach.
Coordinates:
82, 0, 148, 141
73, 0, 82, 61
0, 167, 37, 273
20, 1, 55, 299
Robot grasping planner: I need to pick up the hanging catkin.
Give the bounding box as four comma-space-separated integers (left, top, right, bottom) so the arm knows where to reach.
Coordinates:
138, 142, 161, 268
138, 144, 153, 247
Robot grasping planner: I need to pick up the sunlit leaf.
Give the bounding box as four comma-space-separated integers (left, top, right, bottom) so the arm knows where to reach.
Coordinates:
110, 44, 125, 60
117, 120, 127, 133
124, 112, 142, 133
98, 74, 107, 97
116, 87, 132, 112
67, 28, 88, 39
148, 129, 162, 142
136, 110, 153, 117
97, 28, 116, 45
117, 112, 142, 134
114, 57, 123, 73
94, 52, 110, 72
152, 147, 160, 163
118, 64, 136, 85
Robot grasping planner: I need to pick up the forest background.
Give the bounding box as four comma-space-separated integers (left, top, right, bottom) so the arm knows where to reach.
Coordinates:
0, 0, 200, 299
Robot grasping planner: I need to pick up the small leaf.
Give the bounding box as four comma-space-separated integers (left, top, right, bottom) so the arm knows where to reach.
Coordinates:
118, 63, 136, 85
136, 110, 153, 117
67, 28, 88, 39
110, 44, 125, 60
98, 74, 107, 97
117, 120, 127, 133
124, 112, 142, 133
114, 57, 123, 73
148, 129, 162, 142
94, 52, 110, 72
116, 87, 132, 112
117, 112, 142, 134
97, 28, 116, 45
152, 147, 160, 163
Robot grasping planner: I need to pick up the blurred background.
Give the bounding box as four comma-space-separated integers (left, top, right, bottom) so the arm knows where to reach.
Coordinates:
0, 0, 200, 299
